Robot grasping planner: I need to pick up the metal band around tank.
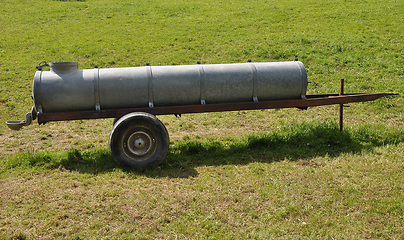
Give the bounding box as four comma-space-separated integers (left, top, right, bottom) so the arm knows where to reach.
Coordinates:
93, 66, 101, 110
248, 61, 259, 102
35, 71, 43, 113
197, 61, 206, 105
296, 61, 308, 99
146, 63, 154, 108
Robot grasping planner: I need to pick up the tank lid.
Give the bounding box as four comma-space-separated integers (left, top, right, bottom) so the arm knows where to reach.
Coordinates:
49, 62, 78, 73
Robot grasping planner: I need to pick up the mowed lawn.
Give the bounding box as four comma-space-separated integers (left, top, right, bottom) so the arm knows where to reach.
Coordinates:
0, 0, 403, 239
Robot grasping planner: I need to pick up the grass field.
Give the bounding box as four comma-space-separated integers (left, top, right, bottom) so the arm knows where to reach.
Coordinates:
1, 0, 404, 239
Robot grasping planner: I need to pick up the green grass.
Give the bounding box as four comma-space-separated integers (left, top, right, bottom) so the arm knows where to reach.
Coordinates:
1, 122, 404, 239
1, 0, 404, 239
3, 121, 404, 174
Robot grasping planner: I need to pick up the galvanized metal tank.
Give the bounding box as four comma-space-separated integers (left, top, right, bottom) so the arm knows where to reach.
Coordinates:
32, 61, 308, 113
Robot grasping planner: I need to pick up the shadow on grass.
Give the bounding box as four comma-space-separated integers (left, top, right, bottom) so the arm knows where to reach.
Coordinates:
3, 122, 404, 178
161, 121, 404, 177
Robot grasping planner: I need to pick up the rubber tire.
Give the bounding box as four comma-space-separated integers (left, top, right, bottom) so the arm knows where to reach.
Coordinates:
109, 112, 170, 168
112, 117, 120, 126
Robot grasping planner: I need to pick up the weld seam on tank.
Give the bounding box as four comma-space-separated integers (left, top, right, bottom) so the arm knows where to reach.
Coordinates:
197, 62, 206, 105
146, 63, 154, 108
94, 66, 101, 110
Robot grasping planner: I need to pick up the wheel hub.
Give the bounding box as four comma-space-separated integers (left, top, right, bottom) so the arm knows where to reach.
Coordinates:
127, 131, 154, 156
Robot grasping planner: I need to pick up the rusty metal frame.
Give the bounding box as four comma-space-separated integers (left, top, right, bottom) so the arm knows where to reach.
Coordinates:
37, 90, 397, 125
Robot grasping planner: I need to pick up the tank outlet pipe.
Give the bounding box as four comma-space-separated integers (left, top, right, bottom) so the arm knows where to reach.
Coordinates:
6, 107, 36, 130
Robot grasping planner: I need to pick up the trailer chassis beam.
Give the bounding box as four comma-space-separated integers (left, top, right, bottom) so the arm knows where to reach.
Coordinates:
37, 91, 397, 125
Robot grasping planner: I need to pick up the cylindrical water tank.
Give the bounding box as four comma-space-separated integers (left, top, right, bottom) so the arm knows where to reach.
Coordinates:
32, 61, 308, 113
